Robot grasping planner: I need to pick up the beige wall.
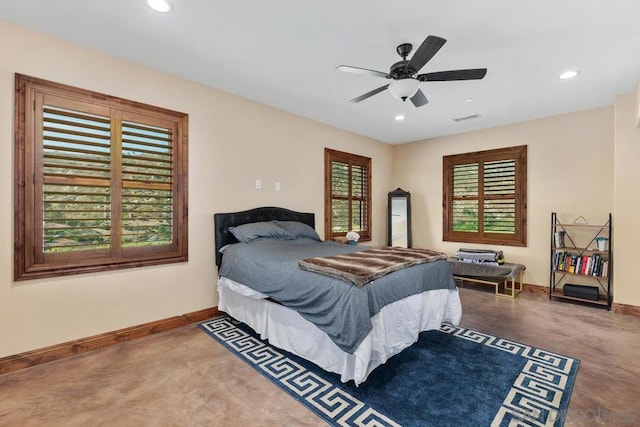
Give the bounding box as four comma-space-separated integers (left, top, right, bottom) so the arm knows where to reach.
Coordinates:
636, 81, 640, 127
613, 91, 640, 306
393, 108, 615, 293
0, 21, 393, 357
638, 81, 640, 128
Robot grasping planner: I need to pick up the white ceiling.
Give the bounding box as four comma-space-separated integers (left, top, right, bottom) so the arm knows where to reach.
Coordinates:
2, 0, 640, 144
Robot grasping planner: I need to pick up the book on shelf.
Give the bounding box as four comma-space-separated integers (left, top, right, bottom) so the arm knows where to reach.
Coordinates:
553, 251, 608, 277
554, 231, 565, 248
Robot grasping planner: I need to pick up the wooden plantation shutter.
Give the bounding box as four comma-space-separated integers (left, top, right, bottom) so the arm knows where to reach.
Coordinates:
483, 158, 517, 234
451, 162, 479, 233
330, 159, 350, 233
121, 118, 174, 249
324, 148, 371, 241
15, 74, 188, 280
41, 103, 112, 256
350, 162, 369, 235
443, 145, 526, 246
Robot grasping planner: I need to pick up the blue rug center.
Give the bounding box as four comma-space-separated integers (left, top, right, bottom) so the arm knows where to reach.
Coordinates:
352, 331, 526, 425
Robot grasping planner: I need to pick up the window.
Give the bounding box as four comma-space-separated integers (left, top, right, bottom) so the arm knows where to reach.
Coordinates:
324, 148, 371, 241
443, 145, 527, 246
14, 74, 188, 280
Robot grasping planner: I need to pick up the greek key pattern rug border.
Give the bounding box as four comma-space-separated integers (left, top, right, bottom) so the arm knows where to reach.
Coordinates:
199, 316, 578, 427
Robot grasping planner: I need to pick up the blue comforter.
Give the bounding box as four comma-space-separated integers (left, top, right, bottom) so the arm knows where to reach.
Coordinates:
218, 238, 456, 353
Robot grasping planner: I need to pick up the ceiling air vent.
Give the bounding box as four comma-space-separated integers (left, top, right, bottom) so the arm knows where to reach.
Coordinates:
453, 114, 481, 122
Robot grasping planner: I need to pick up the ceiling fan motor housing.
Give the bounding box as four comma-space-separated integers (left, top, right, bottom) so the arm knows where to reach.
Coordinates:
390, 60, 414, 79
392, 43, 416, 78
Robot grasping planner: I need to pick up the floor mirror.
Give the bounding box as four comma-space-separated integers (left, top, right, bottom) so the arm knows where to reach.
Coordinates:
387, 188, 412, 248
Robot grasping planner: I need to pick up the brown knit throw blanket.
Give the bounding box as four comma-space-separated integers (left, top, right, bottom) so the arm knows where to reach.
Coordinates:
298, 246, 447, 287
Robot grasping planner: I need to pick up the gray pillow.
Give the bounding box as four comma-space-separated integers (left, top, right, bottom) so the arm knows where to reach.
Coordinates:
273, 220, 321, 241
228, 221, 294, 243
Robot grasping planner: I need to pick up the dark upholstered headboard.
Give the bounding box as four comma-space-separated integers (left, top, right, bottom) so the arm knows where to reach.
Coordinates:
214, 206, 315, 268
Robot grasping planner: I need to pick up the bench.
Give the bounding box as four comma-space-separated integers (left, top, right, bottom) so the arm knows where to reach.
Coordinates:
447, 258, 526, 298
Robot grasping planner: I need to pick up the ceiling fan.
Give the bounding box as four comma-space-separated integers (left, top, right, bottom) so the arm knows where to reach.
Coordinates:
337, 35, 487, 107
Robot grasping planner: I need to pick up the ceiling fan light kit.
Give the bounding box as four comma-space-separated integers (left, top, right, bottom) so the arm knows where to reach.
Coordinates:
337, 35, 487, 108
388, 79, 419, 101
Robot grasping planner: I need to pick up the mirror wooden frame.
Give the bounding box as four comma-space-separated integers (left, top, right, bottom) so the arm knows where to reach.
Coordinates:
387, 188, 412, 248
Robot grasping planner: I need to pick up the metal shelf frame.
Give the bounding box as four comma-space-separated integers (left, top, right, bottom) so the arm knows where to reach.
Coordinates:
549, 212, 612, 310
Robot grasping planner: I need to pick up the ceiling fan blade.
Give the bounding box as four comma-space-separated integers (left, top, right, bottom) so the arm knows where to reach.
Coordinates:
410, 89, 428, 107
336, 65, 390, 79
348, 84, 390, 103
405, 35, 447, 74
417, 68, 487, 82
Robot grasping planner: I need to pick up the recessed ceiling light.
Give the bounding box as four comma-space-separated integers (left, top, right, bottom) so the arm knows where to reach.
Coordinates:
465, 98, 473, 103
559, 70, 579, 80
146, 0, 173, 13
394, 114, 405, 121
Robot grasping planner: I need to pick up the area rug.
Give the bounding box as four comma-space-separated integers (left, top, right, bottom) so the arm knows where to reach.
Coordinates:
199, 316, 579, 427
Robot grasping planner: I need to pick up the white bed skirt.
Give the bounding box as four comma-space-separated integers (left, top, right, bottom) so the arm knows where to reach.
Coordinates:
217, 277, 462, 385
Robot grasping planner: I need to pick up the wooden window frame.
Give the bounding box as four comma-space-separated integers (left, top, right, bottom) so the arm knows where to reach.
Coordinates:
443, 145, 527, 247
324, 148, 372, 241
14, 74, 188, 280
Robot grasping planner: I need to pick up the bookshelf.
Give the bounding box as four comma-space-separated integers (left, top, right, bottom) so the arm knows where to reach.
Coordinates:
549, 212, 612, 310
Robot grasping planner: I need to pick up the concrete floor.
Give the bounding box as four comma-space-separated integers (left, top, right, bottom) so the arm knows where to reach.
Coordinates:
1, 287, 638, 426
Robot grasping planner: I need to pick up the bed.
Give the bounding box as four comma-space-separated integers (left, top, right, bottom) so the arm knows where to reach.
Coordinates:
214, 206, 462, 385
